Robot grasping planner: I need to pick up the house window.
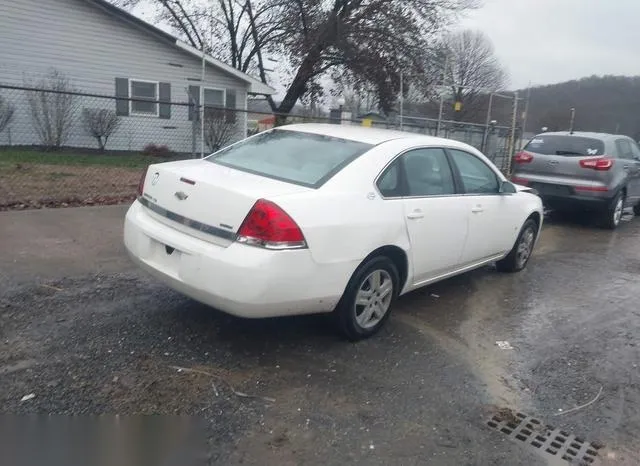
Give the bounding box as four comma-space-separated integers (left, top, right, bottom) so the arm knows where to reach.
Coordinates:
130, 80, 159, 116
203, 88, 225, 118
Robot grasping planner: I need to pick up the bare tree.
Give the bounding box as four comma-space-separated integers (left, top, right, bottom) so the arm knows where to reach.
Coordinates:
0, 95, 15, 136
203, 109, 236, 152
25, 70, 77, 150
440, 29, 508, 121
82, 108, 120, 151
113, 0, 477, 121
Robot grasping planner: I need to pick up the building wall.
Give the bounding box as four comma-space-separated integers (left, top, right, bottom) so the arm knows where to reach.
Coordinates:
0, 0, 250, 153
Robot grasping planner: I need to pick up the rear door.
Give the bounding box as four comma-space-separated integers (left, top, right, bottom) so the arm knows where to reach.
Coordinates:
377, 147, 468, 285
515, 135, 607, 194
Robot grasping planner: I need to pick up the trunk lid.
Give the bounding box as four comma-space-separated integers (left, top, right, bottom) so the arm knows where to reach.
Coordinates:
140, 160, 311, 246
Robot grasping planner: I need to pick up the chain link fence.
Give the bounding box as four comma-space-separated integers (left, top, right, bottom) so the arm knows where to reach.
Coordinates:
0, 84, 519, 210
371, 115, 516, 171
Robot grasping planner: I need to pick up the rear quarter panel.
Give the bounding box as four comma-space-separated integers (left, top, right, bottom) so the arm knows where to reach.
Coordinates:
272, 140, 413, 266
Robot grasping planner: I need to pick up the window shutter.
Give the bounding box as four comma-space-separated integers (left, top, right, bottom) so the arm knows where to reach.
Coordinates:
188, 85, 200, 121
159, 82, 171, 119
115, 78, 129, 116
225, 89, 237, 123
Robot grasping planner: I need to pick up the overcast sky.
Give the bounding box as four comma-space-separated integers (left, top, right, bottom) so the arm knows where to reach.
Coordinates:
460, 0, 640, 89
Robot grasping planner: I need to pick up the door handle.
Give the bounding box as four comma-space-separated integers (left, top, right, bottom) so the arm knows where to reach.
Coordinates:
623, 164, 630, 170
407, 210, 424, 219
471, 206, 484, 213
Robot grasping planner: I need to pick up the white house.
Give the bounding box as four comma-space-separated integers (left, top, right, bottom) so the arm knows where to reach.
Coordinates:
0, 0, 275, 153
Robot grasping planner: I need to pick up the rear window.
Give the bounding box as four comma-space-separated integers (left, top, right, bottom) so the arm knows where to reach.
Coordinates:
524, 135, 605, 156
206, 129, 373, 187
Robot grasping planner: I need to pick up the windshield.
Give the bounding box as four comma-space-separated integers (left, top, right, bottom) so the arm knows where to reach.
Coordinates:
524, 135, 605, 156
206, 129, 373, 188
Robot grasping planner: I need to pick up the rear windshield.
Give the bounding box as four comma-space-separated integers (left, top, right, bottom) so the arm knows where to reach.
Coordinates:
206, 129, 373, 187
524, 135, 605, 156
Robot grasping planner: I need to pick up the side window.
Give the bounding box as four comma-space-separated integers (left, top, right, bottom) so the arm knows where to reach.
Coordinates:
631, 141, 640, 160
616, 139, 634, 159
377, 160, 402, 197
402, 148, 455, 196
449, 149, 500, 194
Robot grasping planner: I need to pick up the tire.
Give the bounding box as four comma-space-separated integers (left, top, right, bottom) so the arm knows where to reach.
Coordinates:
496, 218, 538, 273
334, 256, 399, 341
603, 191, 624, 230
634, 203, 640, 217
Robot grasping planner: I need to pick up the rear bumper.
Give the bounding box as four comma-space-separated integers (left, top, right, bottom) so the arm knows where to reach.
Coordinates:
124, 200, 356, 318
511, 177, 614, 211
540, 193, 611, 211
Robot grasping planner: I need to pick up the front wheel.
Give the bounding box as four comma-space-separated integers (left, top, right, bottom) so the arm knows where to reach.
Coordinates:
633, 203, 640, 217
334, 256, 399, 341
496, 219, 538, 273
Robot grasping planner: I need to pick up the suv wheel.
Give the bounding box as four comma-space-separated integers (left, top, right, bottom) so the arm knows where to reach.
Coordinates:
603, 192, 624, 229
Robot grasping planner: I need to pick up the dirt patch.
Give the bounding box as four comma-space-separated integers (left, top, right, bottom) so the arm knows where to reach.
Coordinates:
0, 163, 139, 209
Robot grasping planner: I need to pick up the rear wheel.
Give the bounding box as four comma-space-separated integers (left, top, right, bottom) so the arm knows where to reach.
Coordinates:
634, 203, 640, 217
603, 192, 624, 229
496, 219, 538, 273
335, 256, 399, 341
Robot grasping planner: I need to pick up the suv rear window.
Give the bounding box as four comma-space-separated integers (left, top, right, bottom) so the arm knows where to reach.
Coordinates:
524, 135, 605, 156
207, 129, 372, 188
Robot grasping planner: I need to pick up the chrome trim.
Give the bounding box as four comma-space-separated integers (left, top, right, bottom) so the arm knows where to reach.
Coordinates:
137, 196, 236, 241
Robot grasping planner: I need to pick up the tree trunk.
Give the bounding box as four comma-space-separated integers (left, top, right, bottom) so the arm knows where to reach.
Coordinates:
274, 48, 324, 125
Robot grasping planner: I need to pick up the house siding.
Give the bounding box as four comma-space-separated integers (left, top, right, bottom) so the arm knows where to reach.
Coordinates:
0, 0, 249, 153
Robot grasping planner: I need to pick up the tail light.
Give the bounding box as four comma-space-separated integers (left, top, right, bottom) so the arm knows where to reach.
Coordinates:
511, 176, 529, 185
236, 199, 307, 250
137, 167, 149, 197
579, 157, 614, 171
514, 151, 534, 164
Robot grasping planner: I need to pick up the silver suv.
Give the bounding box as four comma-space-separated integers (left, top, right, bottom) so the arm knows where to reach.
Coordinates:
511, 131, 640, 228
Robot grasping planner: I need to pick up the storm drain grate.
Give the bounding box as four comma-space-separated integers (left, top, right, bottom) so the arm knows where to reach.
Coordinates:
487, 410, 604, 464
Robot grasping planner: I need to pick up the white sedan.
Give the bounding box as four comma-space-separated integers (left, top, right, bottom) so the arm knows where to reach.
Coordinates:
124, 124, 543, 340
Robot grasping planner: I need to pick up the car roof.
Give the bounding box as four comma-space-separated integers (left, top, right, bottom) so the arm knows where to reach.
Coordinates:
277, 123, 472, 148
535, 131, 628, 142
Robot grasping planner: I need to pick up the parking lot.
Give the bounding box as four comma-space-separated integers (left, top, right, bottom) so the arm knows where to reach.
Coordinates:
1, 205, 639, 465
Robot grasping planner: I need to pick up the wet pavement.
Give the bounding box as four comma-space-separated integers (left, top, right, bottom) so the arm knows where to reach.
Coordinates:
1, 206, 639, 465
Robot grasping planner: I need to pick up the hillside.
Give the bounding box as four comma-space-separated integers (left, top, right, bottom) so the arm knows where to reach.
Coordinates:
521, 75, 640, 139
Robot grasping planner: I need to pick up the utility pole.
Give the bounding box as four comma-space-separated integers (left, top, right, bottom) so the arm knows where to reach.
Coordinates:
200, 9, 215, 158
399, 71, 404, 130
436, 55, 448, 137
569, 107, 576, 134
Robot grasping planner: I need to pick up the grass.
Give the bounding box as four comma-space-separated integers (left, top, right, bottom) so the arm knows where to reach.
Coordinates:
0, 148, 174, 169
0, 148, 180, 208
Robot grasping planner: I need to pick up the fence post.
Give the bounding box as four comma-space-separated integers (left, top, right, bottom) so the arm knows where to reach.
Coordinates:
505, 91, 519, 175
481, 92, 494, 153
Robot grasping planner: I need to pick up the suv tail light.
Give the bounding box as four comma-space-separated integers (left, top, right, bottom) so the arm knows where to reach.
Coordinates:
514, 151, 534, 164
236, 199, 307, 250
579, 157, 614, 171
137, 167, 149, 197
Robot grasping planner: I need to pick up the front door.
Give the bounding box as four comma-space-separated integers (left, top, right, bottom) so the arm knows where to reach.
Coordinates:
448, 149, 519, 264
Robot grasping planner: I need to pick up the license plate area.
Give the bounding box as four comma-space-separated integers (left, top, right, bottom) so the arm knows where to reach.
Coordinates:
149, 238, 183, 272
532, 183, 571, 196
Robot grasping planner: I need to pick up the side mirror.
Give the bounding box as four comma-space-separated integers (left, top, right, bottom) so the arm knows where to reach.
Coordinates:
499, 180, 517, 194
